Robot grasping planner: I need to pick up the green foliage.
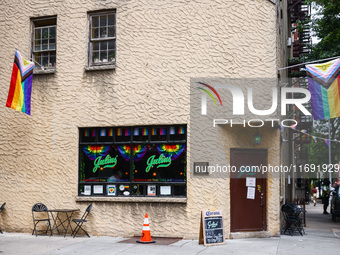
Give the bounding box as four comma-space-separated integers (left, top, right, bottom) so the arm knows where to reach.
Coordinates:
308, 137, 329, 166
304, 0, 340, 60
309, 118, 340, 165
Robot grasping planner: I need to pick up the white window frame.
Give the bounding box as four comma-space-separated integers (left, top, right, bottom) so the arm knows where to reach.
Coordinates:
88, 11, 116, 66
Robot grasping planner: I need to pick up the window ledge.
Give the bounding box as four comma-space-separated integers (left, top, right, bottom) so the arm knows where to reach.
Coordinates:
33, 69, 56, 75
75, 196, 187, 203
85, 65, 116, 71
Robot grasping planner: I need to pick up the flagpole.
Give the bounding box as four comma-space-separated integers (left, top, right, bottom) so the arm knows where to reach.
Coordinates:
14, 47, 44, 69
329, 119, 332, 188
277, 56, 340, 71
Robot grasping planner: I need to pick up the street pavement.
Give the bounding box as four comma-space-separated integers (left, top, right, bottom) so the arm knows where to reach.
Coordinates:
0, 203, 339, 255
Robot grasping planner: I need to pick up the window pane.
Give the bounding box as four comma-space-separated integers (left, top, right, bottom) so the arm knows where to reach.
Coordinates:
34, 52, 41, 66
50, 55, 56, 67
49, 39, 56, 50
108, 51, 115, 62
174, 184, 186, 196
133, 144, 186, 182
100, 27, 107, 38
93, 42, 99, 51
108, 26, 115, 37
34, 40, 41, 51
42, 39, 48, 50
117, 184, 131, 196
49, 26, 56, 38
100, 41, 107, 50
92, 51, 99, 63
169, 126, 186, 141
92, 16, 99, 27
80, 145, 130, 183
131, 184, 145, 196
92, 28, 99, 39
100, 51, 108, 62
35, 28, 41, 40
116, 128, 131, 142
100, 15, 107, 27
42, 28, 49, 39
81, 128, 96, 142
108, 15, 115, 25
151, 127, 167, 141
108, 40, 115, 50
98, 128, 114, 142
42, 55, 49, 67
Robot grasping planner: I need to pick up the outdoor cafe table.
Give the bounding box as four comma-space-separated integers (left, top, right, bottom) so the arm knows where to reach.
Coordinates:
48, 209, 80, 237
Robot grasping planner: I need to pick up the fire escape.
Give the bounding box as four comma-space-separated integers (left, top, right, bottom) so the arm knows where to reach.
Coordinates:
287, 0, 313, 202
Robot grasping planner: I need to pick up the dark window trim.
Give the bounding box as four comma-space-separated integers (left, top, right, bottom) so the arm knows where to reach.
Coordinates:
30, 15, 57, 73
78, 125, 187, 198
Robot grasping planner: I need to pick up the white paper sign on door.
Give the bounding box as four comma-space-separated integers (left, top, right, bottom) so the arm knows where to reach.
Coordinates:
247, 187, 255, 200
246, 177, 256, 187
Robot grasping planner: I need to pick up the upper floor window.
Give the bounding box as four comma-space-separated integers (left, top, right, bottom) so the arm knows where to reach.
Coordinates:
31, 16, 57, 70
89, 11, 116, 66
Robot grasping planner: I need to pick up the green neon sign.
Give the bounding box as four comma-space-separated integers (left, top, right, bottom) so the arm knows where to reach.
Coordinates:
93, 155, 118, 173
145, 154, 172, 173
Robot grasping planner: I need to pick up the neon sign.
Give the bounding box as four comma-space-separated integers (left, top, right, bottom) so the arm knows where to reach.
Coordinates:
145, 154, 172, 172
93, 155, 118, 173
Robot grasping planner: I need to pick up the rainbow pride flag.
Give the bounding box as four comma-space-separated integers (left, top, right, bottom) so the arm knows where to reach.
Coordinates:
151, 128, 157, 135
108, 128, 113, 136
142, 128, 148, 136
160, 127, 166, 135
6, 51, 35, 115
306, 58, 340, 120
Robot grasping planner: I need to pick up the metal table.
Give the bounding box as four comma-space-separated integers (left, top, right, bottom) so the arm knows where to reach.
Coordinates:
48, 209, 80, 237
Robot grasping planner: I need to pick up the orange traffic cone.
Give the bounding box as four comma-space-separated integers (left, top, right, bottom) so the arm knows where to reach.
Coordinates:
136, 213, 156, 243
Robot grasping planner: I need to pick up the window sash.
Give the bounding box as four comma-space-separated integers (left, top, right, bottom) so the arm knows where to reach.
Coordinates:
89, 12, 116, 65
90, 13, 116, 40
33, 25, 56, 52
33, 52, 56, 68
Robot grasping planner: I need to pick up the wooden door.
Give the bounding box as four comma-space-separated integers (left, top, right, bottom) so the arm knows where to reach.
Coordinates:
230, 149, 267, 232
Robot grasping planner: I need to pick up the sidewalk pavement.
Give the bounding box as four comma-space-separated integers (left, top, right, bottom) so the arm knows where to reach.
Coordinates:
0, 204, 339, 255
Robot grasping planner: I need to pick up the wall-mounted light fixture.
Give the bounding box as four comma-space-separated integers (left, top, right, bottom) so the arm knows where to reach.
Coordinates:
254, 131, 262, 145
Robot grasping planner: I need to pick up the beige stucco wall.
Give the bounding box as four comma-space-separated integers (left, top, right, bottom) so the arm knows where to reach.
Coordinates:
0, 0, 280, 238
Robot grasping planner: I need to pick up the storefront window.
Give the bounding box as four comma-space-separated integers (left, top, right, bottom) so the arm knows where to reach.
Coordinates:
79, 125, 186, 197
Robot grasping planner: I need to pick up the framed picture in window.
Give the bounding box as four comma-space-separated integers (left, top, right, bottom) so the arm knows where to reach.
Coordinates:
84, 185, 91, 196
93, 185, 104, 195
147, 185, 156, 196
107, 185, 116, 196
160, 186, 171, 196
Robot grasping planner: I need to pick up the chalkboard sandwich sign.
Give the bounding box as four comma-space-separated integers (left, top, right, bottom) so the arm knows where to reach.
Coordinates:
199, 209, 225, 246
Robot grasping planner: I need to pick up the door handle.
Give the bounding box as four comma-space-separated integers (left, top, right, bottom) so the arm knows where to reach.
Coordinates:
260, 196, 263, 206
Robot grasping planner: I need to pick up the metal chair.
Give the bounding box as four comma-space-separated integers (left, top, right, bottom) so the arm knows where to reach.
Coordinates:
71, 204, 92, 238
0, 202, 6, 234
32, 203, 52, 237
281, 202, 305, 236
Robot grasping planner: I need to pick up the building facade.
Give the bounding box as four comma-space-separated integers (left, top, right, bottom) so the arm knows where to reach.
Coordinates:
0, 0, 281, 238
